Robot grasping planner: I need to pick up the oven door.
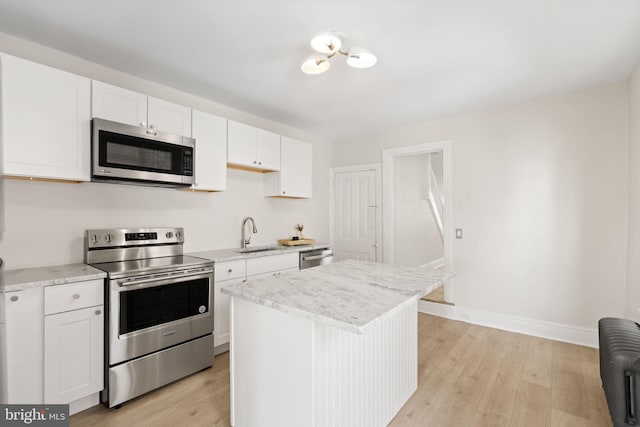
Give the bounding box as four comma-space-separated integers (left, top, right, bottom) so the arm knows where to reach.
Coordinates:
109, 267, 214, 365
92, 118, 194, 186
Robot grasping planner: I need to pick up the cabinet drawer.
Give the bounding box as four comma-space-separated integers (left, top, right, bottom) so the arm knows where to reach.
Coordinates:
215, 260, 246, 281
44, 279, 104, 315
246, 252, 299, 276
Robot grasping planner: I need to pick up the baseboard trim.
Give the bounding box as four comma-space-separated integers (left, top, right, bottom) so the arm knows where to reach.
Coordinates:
418, 300, 598, 348
214, 341, 229, 356
69, 393, 99, 415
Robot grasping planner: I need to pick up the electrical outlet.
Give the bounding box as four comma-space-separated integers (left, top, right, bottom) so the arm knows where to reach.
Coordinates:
455, 228, 463, 239
461, 313, 470, 320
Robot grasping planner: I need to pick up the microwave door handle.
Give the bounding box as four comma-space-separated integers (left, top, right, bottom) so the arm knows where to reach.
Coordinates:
118, 270, 210, 287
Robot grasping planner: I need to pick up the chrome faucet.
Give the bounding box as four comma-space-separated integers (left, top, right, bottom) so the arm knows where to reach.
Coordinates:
241, 217, 258, 248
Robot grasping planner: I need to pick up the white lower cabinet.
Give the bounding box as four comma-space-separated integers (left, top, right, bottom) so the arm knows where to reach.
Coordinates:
43, 280, 104, 405
246, 252, 299, 277
0, 288, 44, 404
0, 279, 104, 408
214, 260, 246, 350
44, 306, 104, 403
214, 253, 299, 351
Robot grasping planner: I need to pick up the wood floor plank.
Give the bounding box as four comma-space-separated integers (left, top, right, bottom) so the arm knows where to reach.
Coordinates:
390, 322, 489, 426
578, 346, 612, 427
477, 331, 530, 424
71, 315, 610, 427
522, 336, 553, 388
509, 380, 552, 427
551, 341, 590, 419
551, 409, 591, 427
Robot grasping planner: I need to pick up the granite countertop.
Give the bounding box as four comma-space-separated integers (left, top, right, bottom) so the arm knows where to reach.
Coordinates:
0, 263, 107, 293
0, 243, 330, 293
221, 259, 454, 334
188, 242, 330, 263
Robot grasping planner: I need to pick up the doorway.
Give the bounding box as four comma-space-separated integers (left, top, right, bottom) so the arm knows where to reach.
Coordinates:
382, 141, 454, 303
330, 164, 382, 262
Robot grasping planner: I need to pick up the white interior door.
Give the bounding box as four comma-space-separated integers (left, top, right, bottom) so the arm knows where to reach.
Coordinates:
333, 168, 379, 262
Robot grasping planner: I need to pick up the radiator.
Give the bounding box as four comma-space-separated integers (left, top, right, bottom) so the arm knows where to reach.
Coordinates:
599, 317, 640, 427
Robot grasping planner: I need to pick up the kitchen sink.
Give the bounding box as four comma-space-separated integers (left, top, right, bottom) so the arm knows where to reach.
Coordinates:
235, 245, 281, 254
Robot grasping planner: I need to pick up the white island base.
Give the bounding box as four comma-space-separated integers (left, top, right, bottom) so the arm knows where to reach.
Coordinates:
230, 296, 418, 427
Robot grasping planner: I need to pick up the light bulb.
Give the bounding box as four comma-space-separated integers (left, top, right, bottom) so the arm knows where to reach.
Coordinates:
346, 47, 377, 69
301, 54, 330, 74
310, 32, 342, 54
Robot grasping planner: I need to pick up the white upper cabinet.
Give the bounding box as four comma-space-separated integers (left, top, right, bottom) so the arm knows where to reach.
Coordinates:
148, 96, 192, 137
227, 120, 280, 171
265, 136, 313, 198
92, 81, 192, 137
191, 110, 227, 192
256, 129, 281, 171
1, 53, 91, 181
91, 81, 146, 127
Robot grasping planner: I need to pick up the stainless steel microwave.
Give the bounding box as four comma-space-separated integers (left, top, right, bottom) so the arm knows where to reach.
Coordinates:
91, 118, 195, 188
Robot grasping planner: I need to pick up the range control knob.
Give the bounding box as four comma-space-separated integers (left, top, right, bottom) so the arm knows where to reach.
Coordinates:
166, 232, 174, 239
90, 235, 98, 244
176, 231, 182, 239
105, 234, 113, 243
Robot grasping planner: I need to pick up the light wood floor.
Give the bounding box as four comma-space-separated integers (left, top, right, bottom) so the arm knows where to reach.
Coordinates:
71, 314, 611, 427
422, 286, 453, 305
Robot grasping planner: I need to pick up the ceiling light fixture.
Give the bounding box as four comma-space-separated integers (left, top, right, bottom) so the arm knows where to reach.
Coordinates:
301, 32, 376, 75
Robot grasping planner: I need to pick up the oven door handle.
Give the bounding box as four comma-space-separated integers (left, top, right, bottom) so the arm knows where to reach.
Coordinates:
118, 269, 212, 288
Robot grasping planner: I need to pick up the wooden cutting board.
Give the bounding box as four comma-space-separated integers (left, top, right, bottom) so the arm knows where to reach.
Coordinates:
277, 238, 315, 246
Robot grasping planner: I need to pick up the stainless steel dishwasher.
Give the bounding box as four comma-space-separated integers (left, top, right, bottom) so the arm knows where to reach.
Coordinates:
299, 248, 333, 269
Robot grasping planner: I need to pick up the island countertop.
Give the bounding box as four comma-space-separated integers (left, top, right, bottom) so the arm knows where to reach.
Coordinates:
221, 260, 453, 334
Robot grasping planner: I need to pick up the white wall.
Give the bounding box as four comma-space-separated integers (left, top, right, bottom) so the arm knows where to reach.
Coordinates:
627, 63, 640, 321
334, 83, 629, 330
393, 154, 443, 267
0, 32, 331, 269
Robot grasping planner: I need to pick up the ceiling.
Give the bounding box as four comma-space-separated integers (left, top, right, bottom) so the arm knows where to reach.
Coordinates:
0, 1, 639, 141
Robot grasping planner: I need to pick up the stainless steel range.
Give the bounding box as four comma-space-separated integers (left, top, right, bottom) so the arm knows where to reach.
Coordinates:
86, 227, 214, 407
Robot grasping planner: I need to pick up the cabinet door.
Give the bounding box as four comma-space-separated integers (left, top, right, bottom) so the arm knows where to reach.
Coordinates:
256, 129, 281, 171
148, 96, 192, 137
246, 252, 300, 276
91, 80, 147, 127
44, 306, 104, 404
191, 110, 227, 191
1, 288, 44, 404
1, 54, 91, 181
227, 120, 257, 168
281, 137, 312, 198
215, 277, 245, 348
265, 137, 313, 198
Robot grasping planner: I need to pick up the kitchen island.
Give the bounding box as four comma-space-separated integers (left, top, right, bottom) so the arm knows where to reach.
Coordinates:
221, 260, 453, 427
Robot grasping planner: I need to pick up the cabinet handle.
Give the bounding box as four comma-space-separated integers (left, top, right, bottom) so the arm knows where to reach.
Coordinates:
258, 161, 262, 165
140, 122, 146, 127
253, 160, 257, 164
149, 124, 156, 129
73, 293, 80, 300
282, 191, 286, 195
10, 295, 19, 302
95, 309, 102, 315
228, 268, 233, 273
